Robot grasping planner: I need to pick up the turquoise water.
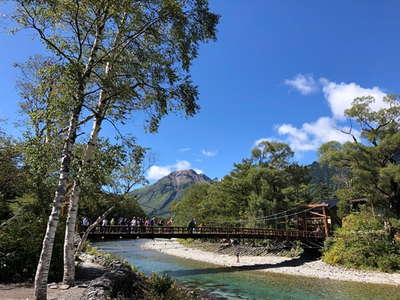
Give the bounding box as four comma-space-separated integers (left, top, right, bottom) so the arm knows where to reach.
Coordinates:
94, 239, 400, 300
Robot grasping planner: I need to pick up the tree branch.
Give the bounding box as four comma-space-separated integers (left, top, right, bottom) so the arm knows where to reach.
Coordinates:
19, 1, 74, 63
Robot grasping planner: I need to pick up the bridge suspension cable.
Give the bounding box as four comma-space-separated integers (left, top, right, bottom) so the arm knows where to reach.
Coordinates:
209, 206, 317, 225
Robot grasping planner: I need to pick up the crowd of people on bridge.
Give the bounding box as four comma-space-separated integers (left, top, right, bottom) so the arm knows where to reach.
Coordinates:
101, 216, 175, 227
81, 216, 201, 234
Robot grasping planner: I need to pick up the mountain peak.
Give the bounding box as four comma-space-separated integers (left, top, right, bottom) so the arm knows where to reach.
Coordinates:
165, 169, 211, 186
134, 169, 211, 216
168, 169, 201, 176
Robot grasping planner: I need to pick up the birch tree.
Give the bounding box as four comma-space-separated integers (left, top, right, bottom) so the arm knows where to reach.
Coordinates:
13, 0, 218, 298
61, 0, 219, 285
14, 2, 112, 299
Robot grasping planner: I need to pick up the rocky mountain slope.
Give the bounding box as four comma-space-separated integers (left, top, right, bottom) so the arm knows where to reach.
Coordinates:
133, 169, 212, 216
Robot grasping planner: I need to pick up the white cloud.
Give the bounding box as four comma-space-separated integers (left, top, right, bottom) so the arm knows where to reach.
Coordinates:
147, 166, 172, 181
201, 149, 218, 157
272, 77, 388, 153
320, 78, 387, 120
179, 147, 191, 152
276, 117, 359, 151
146, 160, 198, 180
284, 74, 318, 95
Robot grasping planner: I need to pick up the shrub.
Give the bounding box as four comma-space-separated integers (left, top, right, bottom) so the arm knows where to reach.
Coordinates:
146, 273, 196, 300
148, 273, 174, 297
376, 254, 400, 273
323, 211, 400, 272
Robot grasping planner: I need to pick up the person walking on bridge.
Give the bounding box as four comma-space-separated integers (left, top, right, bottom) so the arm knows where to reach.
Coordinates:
187, 218, 197, 234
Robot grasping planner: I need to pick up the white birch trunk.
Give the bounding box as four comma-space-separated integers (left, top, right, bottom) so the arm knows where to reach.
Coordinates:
63, 12, 134, 285
33, 103, 82, 300
34, 16, 107, 299
62, 64, 110, 285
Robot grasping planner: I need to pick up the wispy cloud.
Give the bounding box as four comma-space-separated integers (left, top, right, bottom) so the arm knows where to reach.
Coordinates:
201, 149, 218, 157
179, 147, 191, 152
284, 74, 318, 95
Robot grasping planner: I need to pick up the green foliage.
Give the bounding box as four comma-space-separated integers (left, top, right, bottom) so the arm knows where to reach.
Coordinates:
146, 273, 194, 300
172, 183, 211, 225
14, 0, 220, 133
0, 133, 27, 221
323, 211, 400, 272
148, 273, 175, 297
79, 193, 146, 222
172, 142, 314, 226
308, 161, 343, 202
319, 95, 400, 217
0, 208, 65, 282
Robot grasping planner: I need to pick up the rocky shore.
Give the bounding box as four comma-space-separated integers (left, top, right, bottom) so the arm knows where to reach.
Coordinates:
142, 239, 400, 286
0, 252, 211, 299
79, 253, 145, 300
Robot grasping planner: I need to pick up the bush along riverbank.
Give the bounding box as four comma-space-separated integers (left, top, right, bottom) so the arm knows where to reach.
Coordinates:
82, 247, 213, 300
323, 211, 400, 273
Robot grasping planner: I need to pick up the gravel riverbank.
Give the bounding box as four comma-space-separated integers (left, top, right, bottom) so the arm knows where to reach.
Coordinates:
142, 239, 400, 286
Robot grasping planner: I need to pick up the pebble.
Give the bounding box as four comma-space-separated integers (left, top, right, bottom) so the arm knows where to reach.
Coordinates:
48, 283, 58, 289
59, 284, 70, 290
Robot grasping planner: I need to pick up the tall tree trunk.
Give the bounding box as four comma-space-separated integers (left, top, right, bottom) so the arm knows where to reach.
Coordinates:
62, 114, 103, 285
34, 14, 107, 298
33, 101, 83, 300
63, 64, 110, 285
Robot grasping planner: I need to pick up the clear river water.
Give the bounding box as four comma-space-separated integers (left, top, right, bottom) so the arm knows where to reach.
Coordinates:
94, 239, 400, 300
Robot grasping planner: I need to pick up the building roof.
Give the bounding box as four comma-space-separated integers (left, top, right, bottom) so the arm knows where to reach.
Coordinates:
319, 199, 340, 209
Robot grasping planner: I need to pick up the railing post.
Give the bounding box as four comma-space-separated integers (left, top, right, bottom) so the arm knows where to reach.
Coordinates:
322, 206, 330, 237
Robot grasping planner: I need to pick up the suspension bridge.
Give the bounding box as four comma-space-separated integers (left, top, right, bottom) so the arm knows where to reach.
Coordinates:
87, 203, 334, 248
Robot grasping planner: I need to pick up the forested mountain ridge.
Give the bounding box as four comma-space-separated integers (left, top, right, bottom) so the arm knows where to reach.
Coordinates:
134, 169, 212, 216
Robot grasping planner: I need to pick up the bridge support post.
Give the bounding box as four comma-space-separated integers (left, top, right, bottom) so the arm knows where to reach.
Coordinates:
322, 207, 330, 237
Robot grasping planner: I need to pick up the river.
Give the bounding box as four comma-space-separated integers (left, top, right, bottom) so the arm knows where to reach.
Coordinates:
94, 239, 400, 300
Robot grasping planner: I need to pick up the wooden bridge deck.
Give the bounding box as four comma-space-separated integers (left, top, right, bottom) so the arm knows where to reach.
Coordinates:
87, 225, 326, 241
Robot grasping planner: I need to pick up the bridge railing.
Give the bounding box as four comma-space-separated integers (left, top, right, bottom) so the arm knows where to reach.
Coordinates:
88, 225, 326, 239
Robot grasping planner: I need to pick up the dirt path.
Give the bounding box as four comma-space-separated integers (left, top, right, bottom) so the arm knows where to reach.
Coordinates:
0, 261, 106, 300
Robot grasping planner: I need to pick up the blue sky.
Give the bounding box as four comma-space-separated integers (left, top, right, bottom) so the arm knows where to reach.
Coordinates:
1, 1, 400, 181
